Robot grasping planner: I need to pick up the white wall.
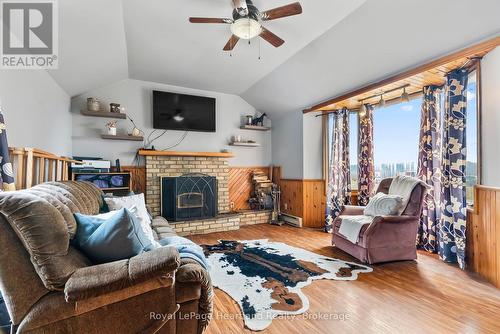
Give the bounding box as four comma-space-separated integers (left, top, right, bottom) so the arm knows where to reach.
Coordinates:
0, 70, 72, 156
481, 46, 500, 187
271, 112, 303, 179
71, 79, 271, 166
303, 113, 323, 180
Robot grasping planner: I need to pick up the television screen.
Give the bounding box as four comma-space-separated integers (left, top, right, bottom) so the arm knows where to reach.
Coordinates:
153, 90, 216, 132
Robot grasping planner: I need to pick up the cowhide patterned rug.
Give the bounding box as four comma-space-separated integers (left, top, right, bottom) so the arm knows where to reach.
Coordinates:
202, 239, 372, 331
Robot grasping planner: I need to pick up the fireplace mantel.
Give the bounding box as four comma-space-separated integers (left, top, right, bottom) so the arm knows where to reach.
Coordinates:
138, 149, 234, 158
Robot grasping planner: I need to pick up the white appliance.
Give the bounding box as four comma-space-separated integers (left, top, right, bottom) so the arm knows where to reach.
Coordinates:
71, 160, 111, 169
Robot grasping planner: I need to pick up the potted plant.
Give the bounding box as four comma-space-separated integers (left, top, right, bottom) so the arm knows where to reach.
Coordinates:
106, 121, 117, 136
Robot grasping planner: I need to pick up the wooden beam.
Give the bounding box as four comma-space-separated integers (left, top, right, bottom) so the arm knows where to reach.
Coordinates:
303, 36, 500, 113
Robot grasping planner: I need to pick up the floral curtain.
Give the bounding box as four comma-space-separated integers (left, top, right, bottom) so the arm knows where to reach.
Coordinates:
358, 104, 374, 206
439, 69, 468, 269
325, 108, 351, 233
0, 110, 15, 191
417, 86, 442, 252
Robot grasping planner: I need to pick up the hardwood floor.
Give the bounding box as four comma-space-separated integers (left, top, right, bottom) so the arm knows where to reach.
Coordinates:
189, 224, 500, 334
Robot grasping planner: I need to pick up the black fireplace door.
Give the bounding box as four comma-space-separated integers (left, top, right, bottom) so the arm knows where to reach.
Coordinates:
161, 175, 217, 221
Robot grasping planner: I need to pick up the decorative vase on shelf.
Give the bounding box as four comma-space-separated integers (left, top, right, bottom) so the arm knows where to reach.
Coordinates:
107, 127, 117, 136
110, 103, 121, 113
131, 127, 143, 137
87, 98, 100, 112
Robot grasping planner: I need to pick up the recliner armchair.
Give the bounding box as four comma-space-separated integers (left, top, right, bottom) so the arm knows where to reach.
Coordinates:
0, 181, 212, 334
332, 178, 427, 264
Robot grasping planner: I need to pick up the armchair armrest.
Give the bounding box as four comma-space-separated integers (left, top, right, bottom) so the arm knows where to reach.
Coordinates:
340, 205, 365, 216
372, 215, 419, 224
65, 247, 180, 302
176, 259, 213, 333
365, 215, 420, 248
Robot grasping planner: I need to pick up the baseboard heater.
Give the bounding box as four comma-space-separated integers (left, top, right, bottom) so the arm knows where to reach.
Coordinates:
279, 213, 302, 228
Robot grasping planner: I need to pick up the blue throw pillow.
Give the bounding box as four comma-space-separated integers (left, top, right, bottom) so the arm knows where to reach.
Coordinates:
74, 208, 158, 264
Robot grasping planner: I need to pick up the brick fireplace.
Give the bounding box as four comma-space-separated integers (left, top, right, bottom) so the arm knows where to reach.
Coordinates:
145, 154, 230, 217
141, 150, 271, 236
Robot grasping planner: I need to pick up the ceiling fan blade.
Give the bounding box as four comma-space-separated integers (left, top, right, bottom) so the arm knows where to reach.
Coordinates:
261, 2, 303, 21
189, 17, 232, 24
223, 35, 240, 51
260, 28, 285, 48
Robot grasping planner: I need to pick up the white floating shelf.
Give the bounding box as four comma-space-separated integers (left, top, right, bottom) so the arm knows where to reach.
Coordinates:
229, 142, 260, 147
240, 125, 271, 131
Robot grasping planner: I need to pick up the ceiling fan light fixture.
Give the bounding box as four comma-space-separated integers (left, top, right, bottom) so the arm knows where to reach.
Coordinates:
230, 18, 262, 40
173, 110, 184, 122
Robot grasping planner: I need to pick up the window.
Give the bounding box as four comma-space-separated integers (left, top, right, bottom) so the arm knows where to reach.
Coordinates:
466, 70, 479, 206
373, 98, 421, 185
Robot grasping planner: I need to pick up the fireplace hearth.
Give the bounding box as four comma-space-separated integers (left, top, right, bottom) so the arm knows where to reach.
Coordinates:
161, 174, 217, 222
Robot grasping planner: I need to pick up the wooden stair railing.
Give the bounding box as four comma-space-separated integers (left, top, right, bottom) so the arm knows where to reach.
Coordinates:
8, 147, 81, 190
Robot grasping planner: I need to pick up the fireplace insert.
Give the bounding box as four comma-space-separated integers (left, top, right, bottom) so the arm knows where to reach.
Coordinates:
161, 174, 217, 221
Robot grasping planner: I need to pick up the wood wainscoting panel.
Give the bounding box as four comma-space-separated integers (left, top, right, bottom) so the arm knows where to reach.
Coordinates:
279, 179, 326, 228
303, 180, 326, 228
279, 179, 304, 218
468, 185, 500, 288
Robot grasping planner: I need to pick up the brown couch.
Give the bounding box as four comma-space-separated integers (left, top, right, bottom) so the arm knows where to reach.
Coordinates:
332, 178, 427, 264
0, 181, 212, 334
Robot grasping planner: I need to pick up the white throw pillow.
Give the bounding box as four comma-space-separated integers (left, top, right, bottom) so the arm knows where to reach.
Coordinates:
104, 194, 160, 248
363, 192, 403, 217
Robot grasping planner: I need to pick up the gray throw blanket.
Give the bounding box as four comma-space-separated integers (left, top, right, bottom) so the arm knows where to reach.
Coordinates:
159, 236, 209, 270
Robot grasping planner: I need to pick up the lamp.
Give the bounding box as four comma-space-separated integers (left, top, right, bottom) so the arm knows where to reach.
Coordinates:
230, 18, 262, 40
378, 94, 385, 108
359, 101, 367, 117
401, 87, 410, 102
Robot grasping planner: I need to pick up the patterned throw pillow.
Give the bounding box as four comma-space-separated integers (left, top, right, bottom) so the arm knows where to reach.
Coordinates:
363, 192, 403, 217
104, 193, 160, 248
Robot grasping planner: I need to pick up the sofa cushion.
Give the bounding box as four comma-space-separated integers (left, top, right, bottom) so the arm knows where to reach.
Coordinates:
0, 191, 90, 290
151, 216, 177, 240
74, 208, 158, 263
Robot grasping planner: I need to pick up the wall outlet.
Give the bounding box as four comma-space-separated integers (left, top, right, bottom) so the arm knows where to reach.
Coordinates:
284, 203, 288, 210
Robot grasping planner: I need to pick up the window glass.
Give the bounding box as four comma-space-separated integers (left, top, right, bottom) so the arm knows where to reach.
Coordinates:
466, 71, 478, 205
373, 98, 421, 185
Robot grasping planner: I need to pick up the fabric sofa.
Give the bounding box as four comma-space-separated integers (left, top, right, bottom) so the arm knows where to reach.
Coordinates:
0, 181, 212, 334
332, 178, 427, 264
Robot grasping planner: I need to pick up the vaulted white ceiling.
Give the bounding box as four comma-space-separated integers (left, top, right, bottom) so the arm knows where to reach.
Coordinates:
48, 0, 500, 116
49, 0, 365, 97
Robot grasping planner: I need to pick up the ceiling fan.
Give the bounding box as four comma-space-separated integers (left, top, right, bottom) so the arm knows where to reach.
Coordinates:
189, 0, 303, 51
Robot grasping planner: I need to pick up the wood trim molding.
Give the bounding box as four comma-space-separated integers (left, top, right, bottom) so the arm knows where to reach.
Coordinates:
138, 149, 234, 158
303, 36, 500, 113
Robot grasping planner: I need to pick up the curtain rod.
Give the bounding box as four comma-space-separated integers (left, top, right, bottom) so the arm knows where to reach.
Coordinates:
315, 91, 423, 118
357, 83, 411, 102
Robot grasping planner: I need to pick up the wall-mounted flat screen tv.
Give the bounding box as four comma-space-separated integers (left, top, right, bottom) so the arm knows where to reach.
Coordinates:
153, 90, 216, 132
